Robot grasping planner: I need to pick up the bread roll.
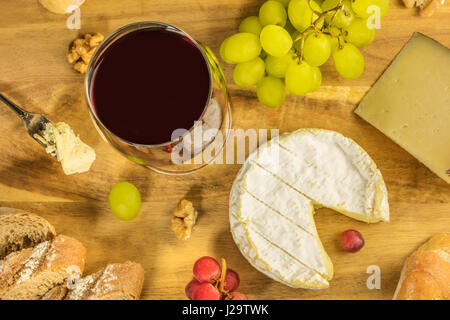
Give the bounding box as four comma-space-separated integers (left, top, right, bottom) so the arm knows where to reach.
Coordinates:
393, 233, 449, 300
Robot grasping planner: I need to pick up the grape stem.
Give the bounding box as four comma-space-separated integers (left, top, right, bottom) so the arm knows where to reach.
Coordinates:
293, 3, 344, 63
218, 258, 230, 297
328, 0, 344, 26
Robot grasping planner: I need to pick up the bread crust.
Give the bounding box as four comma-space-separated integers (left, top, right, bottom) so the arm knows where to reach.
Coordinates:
91, 261, 144, 300
0, 208, 56, 259
394, 234, 450, 300
0, 235, 86, 300
65, 261, 144, 300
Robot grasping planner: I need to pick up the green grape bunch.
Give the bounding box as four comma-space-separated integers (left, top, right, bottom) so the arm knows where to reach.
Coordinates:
220, 0, 389, 108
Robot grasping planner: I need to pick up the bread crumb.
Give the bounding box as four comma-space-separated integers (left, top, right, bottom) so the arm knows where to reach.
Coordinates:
170, 200, 198, 240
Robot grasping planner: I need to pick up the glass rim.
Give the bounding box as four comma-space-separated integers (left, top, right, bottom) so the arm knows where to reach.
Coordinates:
84, 21, 214, 148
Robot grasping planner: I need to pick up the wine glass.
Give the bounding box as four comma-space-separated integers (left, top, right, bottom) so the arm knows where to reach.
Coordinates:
85, 21, 232, 175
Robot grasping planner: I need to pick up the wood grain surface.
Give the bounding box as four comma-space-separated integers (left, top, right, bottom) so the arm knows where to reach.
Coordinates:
0, 0, 449, 300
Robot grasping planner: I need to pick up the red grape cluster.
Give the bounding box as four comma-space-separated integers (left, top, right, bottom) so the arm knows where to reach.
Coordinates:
185, 256, 248, 300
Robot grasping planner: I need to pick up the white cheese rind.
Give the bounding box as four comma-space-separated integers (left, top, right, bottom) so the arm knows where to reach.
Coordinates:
255, 129, 389, 222
229, 129, 389, 289
230, 159, 329, 289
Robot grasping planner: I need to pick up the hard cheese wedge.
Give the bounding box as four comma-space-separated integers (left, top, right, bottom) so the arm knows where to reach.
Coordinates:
355, 33, 450, 184
229, 129, 389, 288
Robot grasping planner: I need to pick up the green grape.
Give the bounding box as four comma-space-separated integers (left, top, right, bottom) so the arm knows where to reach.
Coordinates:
256, 76, 286, 108
327, 26, 343, 52
343, 18, 375, 47
351, 0, 389, 18
109, 182, 142, 221
303, 32, 331, 67
265, 51, 297, 78
288, 0, 322, 32
274, 0, 291, 7
239, 16, 263, 35
285, 61, 322, 95
233, 57, 266, 87
260, 25, 293, 57
259, 0, 287, 27
220, 38, 234, 64
332, 43, 364, 78
322, 0, 355, 28
220, 33, 262, 64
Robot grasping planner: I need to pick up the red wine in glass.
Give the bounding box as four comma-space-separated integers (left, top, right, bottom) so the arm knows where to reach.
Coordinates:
90, 28, 211, 145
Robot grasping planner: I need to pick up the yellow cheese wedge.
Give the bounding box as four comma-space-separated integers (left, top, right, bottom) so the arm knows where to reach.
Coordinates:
355, 33, 450, 184
39, 0, 85, 14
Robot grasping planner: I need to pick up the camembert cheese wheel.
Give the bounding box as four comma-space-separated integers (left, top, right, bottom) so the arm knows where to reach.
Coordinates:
229, 129, 389, 288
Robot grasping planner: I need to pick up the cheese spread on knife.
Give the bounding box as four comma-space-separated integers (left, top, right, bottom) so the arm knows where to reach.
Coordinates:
40, 122, 96, 175
229, 128, 389, 289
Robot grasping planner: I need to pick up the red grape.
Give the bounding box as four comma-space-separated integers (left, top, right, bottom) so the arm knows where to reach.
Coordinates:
192, 283, 221, 300
224, 292, 248, 300
193, 256, 221, 283
223, 269, 240, 292
340, 229, 365, 253
185, 279, 202, 300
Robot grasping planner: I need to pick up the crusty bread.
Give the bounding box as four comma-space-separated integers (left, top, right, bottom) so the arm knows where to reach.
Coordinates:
65, 261, 144, 300
0, 234, 86, 300
0, 210, 56, 259
393, 233, 450, 300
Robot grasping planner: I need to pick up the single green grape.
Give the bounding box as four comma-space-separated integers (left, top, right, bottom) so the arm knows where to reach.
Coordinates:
322, 0, 355, 28
260, 25, 293, 57
239, 16, 263, 35
285, 61, 322, 95
259, 0, 287, 27
343, 18, 375, 47
220, 38, 234, 64
303, 32, 331, 67
109, 182, 142, 221
233, 57, 266, 87
265, 51, 297, 78
288, 0, 323, 32
256, 76, 286, 108
220, 33, 262, 64
332, 42, 364, 79
274, 0, 291, 7
351, 0, 389, 18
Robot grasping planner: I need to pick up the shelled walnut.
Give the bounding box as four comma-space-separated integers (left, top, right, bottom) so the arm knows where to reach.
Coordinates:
402, 0, 445, 17
67, 33, 104, 74
171, 199, 198, 240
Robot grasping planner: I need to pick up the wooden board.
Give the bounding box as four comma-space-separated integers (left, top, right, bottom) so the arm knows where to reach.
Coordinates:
0, 0, 449, 300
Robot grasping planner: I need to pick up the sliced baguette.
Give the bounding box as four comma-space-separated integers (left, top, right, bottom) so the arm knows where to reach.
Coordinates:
0, 234, 86, 300
0, 210, 56, 259
66, 261, 144, 300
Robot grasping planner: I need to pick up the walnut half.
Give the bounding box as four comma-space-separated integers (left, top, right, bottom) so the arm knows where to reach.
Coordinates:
67, 33, 104, 74
170, 199, 198, 240
401, 0, 445, 17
